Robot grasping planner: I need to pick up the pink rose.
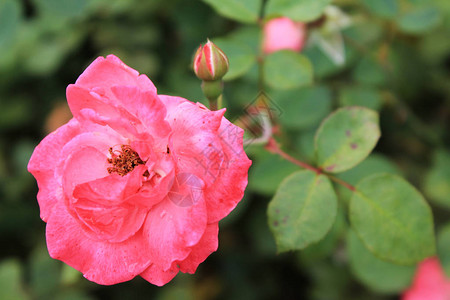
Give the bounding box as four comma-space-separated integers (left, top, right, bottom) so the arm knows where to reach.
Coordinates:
263, 17, 307, 54
402, 257, 450, 300
27, 55, 251, 286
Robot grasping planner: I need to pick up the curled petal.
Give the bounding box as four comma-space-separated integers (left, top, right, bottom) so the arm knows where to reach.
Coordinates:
111, 86, 171, 139
62, 146, 110, 199
205, 118, 252, 223
74, 55, 157, 96
129, 155, 175, 208
46, 201, 152, 285
71, 166, 148, 243
27, 119, 81, 221
67, 85, 143, 139
179, 222, 219, 274
162, 95, 226, 185
140, 262, 179, 287
143, 175, 207, 272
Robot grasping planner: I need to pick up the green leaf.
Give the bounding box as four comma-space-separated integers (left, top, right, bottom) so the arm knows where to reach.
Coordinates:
361, 0, 399, 18
294, 129, 316, 162
336, 154, 400, 205
339, 86, 382, 111
424, 150, 450, 209
0, 0, 21, 50
299, 206, 346, 263
30, 244, 61, 298
302, 260, 352, 299
55, 291, 95, 300
353, 56, 386, 87
314, 107, 380, 173
202, 0, 262, 23
34, 0, 88, 18
248, 154, 298, 195
350, 173, 435, 265
226, 25, 261, 54
213, 37, 257, 81
343, 22, 383, 46
264, 50, 313, 90
347, 230, 415, 293
0, 259, 29, 300
265, 0, 332, 22
273, 85, 332, 130
397, 6, 442, 34
437, 223, 450, 277
268, 170, 337, 252
303, 44, 357, 79
60, 264, 82, 286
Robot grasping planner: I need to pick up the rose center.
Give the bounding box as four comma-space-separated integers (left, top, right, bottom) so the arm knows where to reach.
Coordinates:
107, 145, 145, 176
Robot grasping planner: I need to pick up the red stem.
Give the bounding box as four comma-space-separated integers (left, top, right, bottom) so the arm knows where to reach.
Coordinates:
265, 138, 356, 192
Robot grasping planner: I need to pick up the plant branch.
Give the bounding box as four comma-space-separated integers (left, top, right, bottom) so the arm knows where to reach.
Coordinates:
265, 137, 356, 192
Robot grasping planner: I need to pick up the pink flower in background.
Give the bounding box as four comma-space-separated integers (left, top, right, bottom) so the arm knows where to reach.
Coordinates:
263, 17, 307, 54
27, 55, 251, 286
402, 257, 450, 300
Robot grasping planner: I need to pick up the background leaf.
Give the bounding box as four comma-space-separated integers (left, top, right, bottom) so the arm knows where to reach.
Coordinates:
397, 5, 442, 34
33, 0, 88, 18
263, 50, 313, 90
0, 0, 21, 50
268, 170, 337, 252
248, 154, 299, 195
424, 150, 450, 209
213, 37, 257, 81
339, 86, 382, 111
272, 85, 332, 130
350, 174, 435, 265
265, 0, 332, 22
314, 106, 380, 173
347, 230, 415, 293
335, 154, 400, 205
437, 223, 450, 277
202, 0, 262, 23
361, 0, 399, 19
299, 206, 346, 263
0, 259, 29, 300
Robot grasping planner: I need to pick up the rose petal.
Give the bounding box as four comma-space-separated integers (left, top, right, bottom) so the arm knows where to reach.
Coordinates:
62, 146, 110, 200
58, 127, 126, 193
143, 180, 207, 271
111, 86, 171, 139
140, 262, 179, 287
46, 201, 152, 285
162, 95, 226, 186
204, 118, 252, 223
67, 85, 143, 139
27, 119, 81, 221
75, 55, 157, 96
178, 222, 219, 274
71, 165, 149, 243
402, 257, 450, 300
128, 154, 175, 208
73, 167, 143, 205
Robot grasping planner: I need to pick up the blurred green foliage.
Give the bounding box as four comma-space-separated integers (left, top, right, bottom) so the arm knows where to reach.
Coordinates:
1, 0, 450, 299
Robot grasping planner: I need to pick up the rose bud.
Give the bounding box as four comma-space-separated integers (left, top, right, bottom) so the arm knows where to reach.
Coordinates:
193, 40, 229, 81
263, 17, 307, 54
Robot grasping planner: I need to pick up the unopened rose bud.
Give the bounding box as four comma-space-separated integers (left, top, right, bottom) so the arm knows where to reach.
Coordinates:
263, 17, 307, 54
193, 40, 229, 81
